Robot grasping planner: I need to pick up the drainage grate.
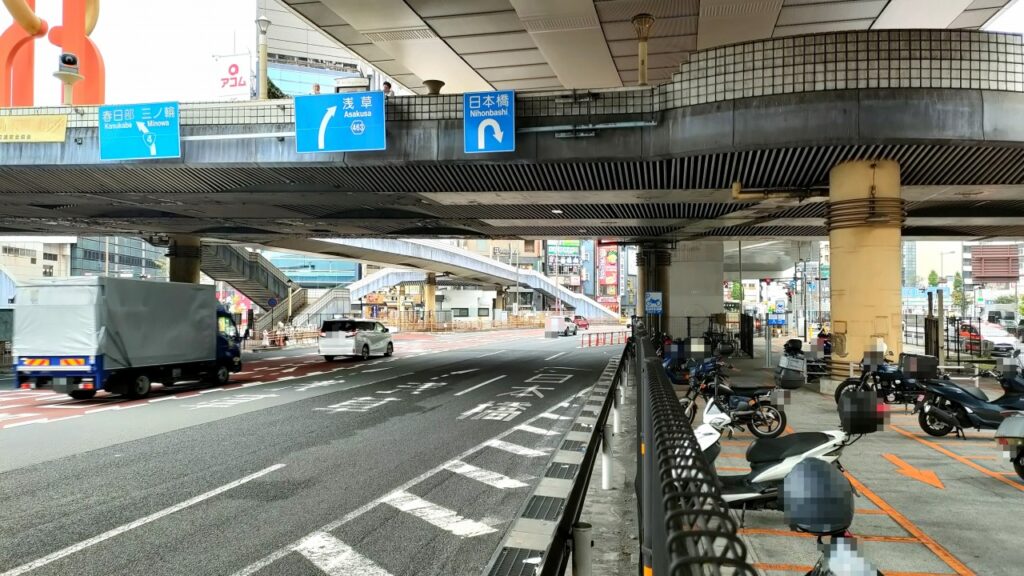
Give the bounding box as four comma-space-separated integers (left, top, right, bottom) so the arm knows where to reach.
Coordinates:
572, 422, 594, 433
487, 547, 545, 576
546, 462, 580, 480
522, 496, 566, 521
562, 440, 586, 452
579, 410, 598, 419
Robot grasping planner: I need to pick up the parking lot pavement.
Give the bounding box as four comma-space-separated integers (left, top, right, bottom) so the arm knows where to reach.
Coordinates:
721, 376, 1022, 575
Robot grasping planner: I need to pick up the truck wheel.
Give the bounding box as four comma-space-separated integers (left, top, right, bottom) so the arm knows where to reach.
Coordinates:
69, 390, 96, 400
125, 374, 152, 399
211, 365, 230, 386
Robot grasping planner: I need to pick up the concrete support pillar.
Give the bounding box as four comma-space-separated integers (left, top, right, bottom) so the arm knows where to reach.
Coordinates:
424, 273, 437, 319
494, 289, 506, 318
667, 241, 724, 339
168, 236, 201, 284
829, 160, 903, 376
635, 253, 647, 317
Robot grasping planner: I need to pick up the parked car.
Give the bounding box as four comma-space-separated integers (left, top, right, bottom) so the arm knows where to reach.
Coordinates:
959, 322, 1020, 357
561, 317, 579, 336
319, 318, 394, 361
573, 315, 590, 330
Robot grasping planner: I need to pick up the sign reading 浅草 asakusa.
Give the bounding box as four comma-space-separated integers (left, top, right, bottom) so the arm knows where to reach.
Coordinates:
0, 115, 68, 143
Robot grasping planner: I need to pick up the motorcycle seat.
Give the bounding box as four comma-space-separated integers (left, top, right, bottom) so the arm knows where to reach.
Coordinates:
963, 386, 990, 402
745, 432, 832, 464
730, 381, 776, 391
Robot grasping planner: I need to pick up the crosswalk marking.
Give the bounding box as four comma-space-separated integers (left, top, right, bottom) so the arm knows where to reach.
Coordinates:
444, 461, 528, 489
295, 532, 393, 576
382, 491, 497, 537
486, 439, 548, 457
516, 424, 560, 436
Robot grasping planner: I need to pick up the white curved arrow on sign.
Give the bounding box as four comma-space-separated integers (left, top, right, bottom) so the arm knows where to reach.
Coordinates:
318, 105, 337, 150
477, 118, 503, 150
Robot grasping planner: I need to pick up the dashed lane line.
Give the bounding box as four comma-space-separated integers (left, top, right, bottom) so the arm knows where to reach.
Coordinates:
229, 391, 586, 576
443, 461, 528, 490
453, 375, 506, 397
0, 464, 287, 576
294, 532, 394, 576
486, 439, 548, 457
381, 491, 498, 538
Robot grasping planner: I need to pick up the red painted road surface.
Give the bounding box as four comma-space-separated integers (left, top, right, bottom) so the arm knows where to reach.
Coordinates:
0, 329, 545, 429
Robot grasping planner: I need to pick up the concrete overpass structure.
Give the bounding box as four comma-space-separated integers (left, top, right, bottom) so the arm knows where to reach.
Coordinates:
2, 17, 1024, 369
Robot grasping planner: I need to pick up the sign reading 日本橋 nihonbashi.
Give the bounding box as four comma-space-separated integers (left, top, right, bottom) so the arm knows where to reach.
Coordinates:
463, 90, 515, 154
295, 91, 386, 153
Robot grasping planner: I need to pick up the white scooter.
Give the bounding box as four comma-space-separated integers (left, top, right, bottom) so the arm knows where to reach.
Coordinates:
694, 383, 878, 511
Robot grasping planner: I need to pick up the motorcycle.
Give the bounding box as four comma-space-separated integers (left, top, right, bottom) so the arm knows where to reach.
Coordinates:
995, 410, 1024, 481
833, 352, 929, 407
781, 458, 882, 576
687, 370, 787, 438
774, 339, 825, 389
915, 350, 1024, 437
693, 385, 880, 510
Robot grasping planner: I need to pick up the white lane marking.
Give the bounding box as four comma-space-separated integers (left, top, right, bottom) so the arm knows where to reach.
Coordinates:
537, 412, 573, 421
444, 461, 528, 490
83, 406, 116, 414
545, 352, 566, 361
0, 463, 286, 576
229, 389, 580, 576
198, 387, 226, 394
38, 404, 81, 409
449, 369, 479, 376
2, 418, 48, 428
476, 350, 502, 358
362, 367, 392, 373
453, 375, 506, 397
382, 491, 497, 538
148, 395, 181, 403
45, 415, 83, 424
294, 532, 393, 576
516, 424, 559, 436
486, 439, 548, 457
0, 404, 29, 410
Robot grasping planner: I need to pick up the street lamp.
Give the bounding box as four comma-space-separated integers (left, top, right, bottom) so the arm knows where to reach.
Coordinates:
631, 13, 655, 86
256, 14, 272, 100
286, 279, 295, 323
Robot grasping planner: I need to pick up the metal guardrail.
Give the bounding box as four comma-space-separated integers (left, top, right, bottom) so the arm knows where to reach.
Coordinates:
635, 325, 758, 576
538, 342, 630, 576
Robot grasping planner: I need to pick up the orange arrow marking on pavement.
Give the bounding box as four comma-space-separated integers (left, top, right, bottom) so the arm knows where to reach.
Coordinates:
883, 453, 945, 489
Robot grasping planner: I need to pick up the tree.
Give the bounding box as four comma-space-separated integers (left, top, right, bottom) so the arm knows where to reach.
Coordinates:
927, 270, 939, 287
730, 282, 743, 301
952, 272, 966, 315
995, 295, 1017, 304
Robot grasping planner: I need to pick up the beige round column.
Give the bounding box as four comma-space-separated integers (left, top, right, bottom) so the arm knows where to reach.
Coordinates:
828, 160, 904, 377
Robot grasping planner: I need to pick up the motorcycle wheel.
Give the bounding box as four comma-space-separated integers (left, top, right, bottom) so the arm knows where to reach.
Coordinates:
748, 404, 786, 438
683, 399, 698, 425
833, 379, 863, 404
918, 402, 954, 437
1014, 450, 1024, 481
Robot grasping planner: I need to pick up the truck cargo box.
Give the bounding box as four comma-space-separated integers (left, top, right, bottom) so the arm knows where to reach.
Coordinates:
14, 277, 215, 370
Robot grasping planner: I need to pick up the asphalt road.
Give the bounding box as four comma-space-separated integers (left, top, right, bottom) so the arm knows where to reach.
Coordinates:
0, 331, 617, 576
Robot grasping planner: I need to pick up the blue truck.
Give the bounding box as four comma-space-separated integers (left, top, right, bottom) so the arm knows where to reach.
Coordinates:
13, 277, 242, 399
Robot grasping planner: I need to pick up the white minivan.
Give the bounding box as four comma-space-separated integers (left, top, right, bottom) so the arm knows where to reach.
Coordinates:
319, 319, 394, 361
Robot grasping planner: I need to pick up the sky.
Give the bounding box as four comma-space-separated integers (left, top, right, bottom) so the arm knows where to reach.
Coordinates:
1, 0, 257, 105
3, 1, 1024, 105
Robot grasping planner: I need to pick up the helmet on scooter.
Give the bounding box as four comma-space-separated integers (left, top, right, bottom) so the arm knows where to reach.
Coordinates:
780, 458, 855, 536
784, 339, 803, 355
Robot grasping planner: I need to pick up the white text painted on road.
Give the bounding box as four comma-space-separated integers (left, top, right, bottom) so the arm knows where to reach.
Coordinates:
315, 397, 398, 413
185, 394, 279, 410
444, 461, 528, 489
500, 385, 555, 398
525, 373, 573, 384
0, 464, 286, 576
516, 424, 560, 436
294, 532, 394, 576
383, 491, 497, 538
458, 401, 531, 421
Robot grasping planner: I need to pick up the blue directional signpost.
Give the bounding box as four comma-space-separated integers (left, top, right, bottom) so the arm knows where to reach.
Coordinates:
98, 101, 181, 161
295, 91, 385, 153
644, 292, 663, 316
463, 90, 515, 154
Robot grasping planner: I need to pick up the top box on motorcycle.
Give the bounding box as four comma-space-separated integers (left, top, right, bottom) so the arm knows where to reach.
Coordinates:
679, 337, 714, 360
784, 339, 803, 355
898, 353, 939, 380
995, 415, 1024, 441
838, 389, 884, 435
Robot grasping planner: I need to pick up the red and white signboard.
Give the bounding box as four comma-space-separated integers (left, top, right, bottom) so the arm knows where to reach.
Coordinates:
212, 54, 251, 101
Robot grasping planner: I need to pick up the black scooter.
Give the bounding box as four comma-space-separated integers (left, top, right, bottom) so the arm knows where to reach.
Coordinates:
915, 350, 1024, 437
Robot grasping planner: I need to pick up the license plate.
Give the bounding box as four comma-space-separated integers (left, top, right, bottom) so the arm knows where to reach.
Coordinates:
916, 394, 925, 402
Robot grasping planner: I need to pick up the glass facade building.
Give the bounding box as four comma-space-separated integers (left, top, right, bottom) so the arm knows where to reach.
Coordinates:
71, 237, 167, 279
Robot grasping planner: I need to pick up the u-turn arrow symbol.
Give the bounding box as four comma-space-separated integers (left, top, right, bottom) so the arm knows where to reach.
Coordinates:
477, 118, 503, 150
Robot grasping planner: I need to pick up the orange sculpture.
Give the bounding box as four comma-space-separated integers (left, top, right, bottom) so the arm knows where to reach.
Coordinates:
0, 0, 105, 107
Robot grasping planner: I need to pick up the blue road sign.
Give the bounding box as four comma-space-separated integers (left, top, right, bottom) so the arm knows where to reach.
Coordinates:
267, 298, 278, 307
98, 101, 180, 161
295, 91, 385, 153
644, 292, 663, 316
463, 90, 515, 154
